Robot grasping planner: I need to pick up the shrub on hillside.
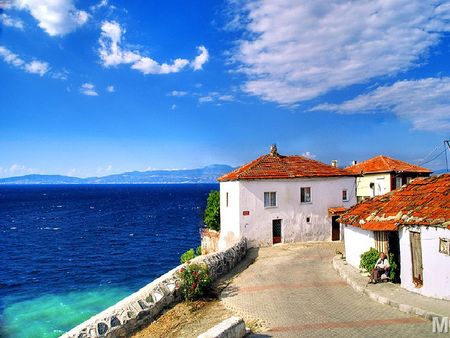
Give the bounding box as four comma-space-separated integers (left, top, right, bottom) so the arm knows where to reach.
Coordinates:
204, 190, 220, 231
176, 263, 211, 301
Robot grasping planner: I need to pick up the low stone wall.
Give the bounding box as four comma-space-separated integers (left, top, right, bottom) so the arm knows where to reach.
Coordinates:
62, 237, 247, 338
201, 229, 220, 255
197, 316, 246, 338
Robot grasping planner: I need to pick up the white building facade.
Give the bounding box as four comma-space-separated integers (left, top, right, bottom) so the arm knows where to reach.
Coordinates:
340, 174, 450, 301
218, 146, 356, 249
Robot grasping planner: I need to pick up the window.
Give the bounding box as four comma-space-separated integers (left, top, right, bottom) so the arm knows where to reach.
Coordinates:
439, 238, 450, 256
300, 187, 311, 203
306, 217, 311, 223
406, 177, 413, 184
264, 192, 277, 207
342, 189, 348, 201
226, 192, 229, 207
396, 177, 403, 189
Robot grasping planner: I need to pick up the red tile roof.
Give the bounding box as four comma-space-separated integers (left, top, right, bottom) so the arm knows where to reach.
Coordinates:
345, 155, 431, 175
328, 207, 348, 215
218, 152, 355, 182
339, 174, 450, 230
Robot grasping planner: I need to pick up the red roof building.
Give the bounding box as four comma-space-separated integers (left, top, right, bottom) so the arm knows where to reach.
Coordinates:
340, 174, 450, 300
345, 155, 431, 175
217, 146, 358, 249
344, 155, 431, 201
218, 145, 354, 182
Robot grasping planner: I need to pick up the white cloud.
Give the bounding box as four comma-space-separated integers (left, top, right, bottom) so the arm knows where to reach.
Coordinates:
302, 151, 316, 159
90, 0, 108, 11
98, 21, 208, 75
96, 164, 113, 175
24, 60, 49, 76
106, 85, 114, 92
312, 77, 450, 132
231, 0, 450, 104
198, 91, 234, 104
0, 164, 36, 178
0, 45, 49, 76
0, 13, 24, 30
14, 0, 88, 36
171, 104, 176, 110
169, 90, 187, 97
0, 46, 25, 67
80, 83, 98, 96
52, 69, 69, 80
191, 45, 209, 70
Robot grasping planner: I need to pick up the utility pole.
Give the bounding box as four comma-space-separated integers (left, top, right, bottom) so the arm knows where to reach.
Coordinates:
445, 140, 450, 173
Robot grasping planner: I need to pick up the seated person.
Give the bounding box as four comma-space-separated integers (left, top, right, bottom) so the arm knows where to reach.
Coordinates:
369, 252, 390, 283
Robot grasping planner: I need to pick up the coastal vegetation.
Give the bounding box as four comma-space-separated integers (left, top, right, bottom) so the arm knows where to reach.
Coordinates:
176, 263, 212, 301
204, 190, 220, 231
180, 246, 202, 263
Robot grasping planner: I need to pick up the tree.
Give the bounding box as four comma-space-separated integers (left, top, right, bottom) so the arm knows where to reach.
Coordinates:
204, 190, 220, 231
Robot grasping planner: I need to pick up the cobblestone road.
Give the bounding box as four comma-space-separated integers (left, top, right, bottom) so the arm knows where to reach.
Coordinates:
220, 242, 435, 337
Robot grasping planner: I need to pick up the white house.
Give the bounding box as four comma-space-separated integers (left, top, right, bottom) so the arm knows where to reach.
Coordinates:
345, 155, 431, 202
340, 174, 450, 300
217, 145, 357, 249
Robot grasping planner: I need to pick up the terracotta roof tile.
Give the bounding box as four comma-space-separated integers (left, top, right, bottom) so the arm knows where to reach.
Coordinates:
345, 155, 431, 175
339, 174, 450, 230
218, 152, 355, 182
328, 207, 348, 215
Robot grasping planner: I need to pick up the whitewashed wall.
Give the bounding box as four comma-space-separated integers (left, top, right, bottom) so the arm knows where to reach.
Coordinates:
219, 181, 241, 250
219, 177, 356, 249
399, 226, 450, 300
343, 226, 375, 269
356, 173, 391, 199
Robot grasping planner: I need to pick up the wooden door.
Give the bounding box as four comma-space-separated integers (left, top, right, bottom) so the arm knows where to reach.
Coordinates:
272, 219, 281, 244
410, 231, 423, 287
332, 216, 340, 241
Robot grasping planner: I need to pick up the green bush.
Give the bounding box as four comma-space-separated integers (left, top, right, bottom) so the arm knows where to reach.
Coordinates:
204, 190, 220, 231
359, 247, 379, 272
389, 253, 398, 282
176, 263, 211, 301
180, 246, 203, 264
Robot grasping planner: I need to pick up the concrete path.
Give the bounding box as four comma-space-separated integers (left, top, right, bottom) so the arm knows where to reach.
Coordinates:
220, 242, 436, 337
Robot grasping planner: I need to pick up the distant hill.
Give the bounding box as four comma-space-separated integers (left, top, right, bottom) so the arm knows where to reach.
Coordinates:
0, 165, 235, 184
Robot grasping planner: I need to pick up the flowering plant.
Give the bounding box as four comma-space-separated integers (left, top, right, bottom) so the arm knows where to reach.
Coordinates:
176, 263, 211, 301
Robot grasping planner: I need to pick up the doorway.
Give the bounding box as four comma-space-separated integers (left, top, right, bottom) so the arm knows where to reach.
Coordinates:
388, 231, 401, 283
332, 216, 340, 241
272, 219, 281, 244
410, 231, 423, 287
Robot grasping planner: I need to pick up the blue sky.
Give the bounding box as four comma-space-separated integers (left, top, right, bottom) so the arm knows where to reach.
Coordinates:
0, 0, 449, 178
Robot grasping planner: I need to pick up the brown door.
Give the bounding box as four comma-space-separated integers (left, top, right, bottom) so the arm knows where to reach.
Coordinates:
272, 219, 281, 244
410, 231, 423, 287
332, 216, 340, 241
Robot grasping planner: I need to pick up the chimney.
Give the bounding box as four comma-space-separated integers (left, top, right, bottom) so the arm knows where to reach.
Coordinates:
352, 160, 358, 165
270, 144, 278, 156
331, 160, 338, 168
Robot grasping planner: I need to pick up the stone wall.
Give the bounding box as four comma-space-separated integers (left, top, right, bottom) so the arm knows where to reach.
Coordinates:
201, 228, 220, 254
61, 237, 247, 338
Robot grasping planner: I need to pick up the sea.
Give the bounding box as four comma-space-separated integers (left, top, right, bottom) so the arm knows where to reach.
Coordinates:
0, 184, 217, 338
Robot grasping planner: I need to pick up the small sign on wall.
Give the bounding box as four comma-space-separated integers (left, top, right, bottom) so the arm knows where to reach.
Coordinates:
439, 238, 450, 256
243, 210, 250, 216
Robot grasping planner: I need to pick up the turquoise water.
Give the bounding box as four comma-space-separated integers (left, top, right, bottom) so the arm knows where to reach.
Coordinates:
2, 287, 131, 337
0, 184, 213, 337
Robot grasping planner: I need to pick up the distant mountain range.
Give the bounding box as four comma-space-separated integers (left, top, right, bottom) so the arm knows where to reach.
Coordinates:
0, 165, 235, 184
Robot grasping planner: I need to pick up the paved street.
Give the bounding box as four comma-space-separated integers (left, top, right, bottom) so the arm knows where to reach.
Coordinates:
220, 242, 434, 337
